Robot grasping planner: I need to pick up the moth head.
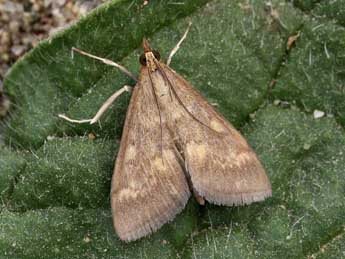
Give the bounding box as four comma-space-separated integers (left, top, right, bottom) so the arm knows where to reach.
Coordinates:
140, 38, 161, 69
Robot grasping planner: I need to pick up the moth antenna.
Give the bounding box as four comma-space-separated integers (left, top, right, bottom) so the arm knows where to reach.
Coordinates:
167, 21, 192, 66
71, 47, 138, 82
58, 85, 132, 124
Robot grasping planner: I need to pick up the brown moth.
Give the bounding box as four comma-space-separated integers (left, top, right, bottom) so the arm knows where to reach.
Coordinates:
59, 24, 271, 242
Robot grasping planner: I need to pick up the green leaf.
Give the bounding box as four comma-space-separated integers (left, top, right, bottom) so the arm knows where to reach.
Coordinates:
0, 146, 27, 200
0, 208, 177, 258
9, 137, 117, 210
312, 0, 345, 27
1, 0, 344, 258
272, 16, 345, 126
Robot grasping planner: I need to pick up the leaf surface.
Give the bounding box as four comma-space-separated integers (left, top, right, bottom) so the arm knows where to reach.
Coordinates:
1, 0, 344, 258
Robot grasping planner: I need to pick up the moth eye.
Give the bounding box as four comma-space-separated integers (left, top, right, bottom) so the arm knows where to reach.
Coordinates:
139, 53, 147, 66
152, 50, 161, 61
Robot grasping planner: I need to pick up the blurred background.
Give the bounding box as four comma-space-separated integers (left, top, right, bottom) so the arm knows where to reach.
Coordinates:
0, 0, 108, 117
0, 0, 107, 80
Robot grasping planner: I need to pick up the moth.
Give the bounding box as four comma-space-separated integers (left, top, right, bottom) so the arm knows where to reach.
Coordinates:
59, 24, 272, 242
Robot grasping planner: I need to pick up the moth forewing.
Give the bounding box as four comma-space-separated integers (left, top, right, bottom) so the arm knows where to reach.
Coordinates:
159, 64, 272, 206
110, 62, 191, 242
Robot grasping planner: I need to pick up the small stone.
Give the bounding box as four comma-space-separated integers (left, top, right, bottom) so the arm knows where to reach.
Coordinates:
57, 0, 67, 6
44, 0, 54, 8
0, 93, 11, 117
1, 2, 23, 13
0, 31, 11, 45
11, 45, 26, 56
9, 21, 20, 33
1, 53, 10, 62
22, 35, 35, 46
313, 110, 325, 119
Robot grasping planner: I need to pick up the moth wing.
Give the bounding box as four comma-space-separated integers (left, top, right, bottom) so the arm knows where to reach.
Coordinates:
163, 64, 271, 206
110, 68, 190, 242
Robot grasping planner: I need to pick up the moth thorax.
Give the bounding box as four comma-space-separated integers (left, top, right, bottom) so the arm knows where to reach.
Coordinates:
145, 52, 157, 71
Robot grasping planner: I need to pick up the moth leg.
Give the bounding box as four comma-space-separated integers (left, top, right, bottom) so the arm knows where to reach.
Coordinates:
72, 47, 137, 82
166, 21, 192, 66
58, 85, 132, 124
